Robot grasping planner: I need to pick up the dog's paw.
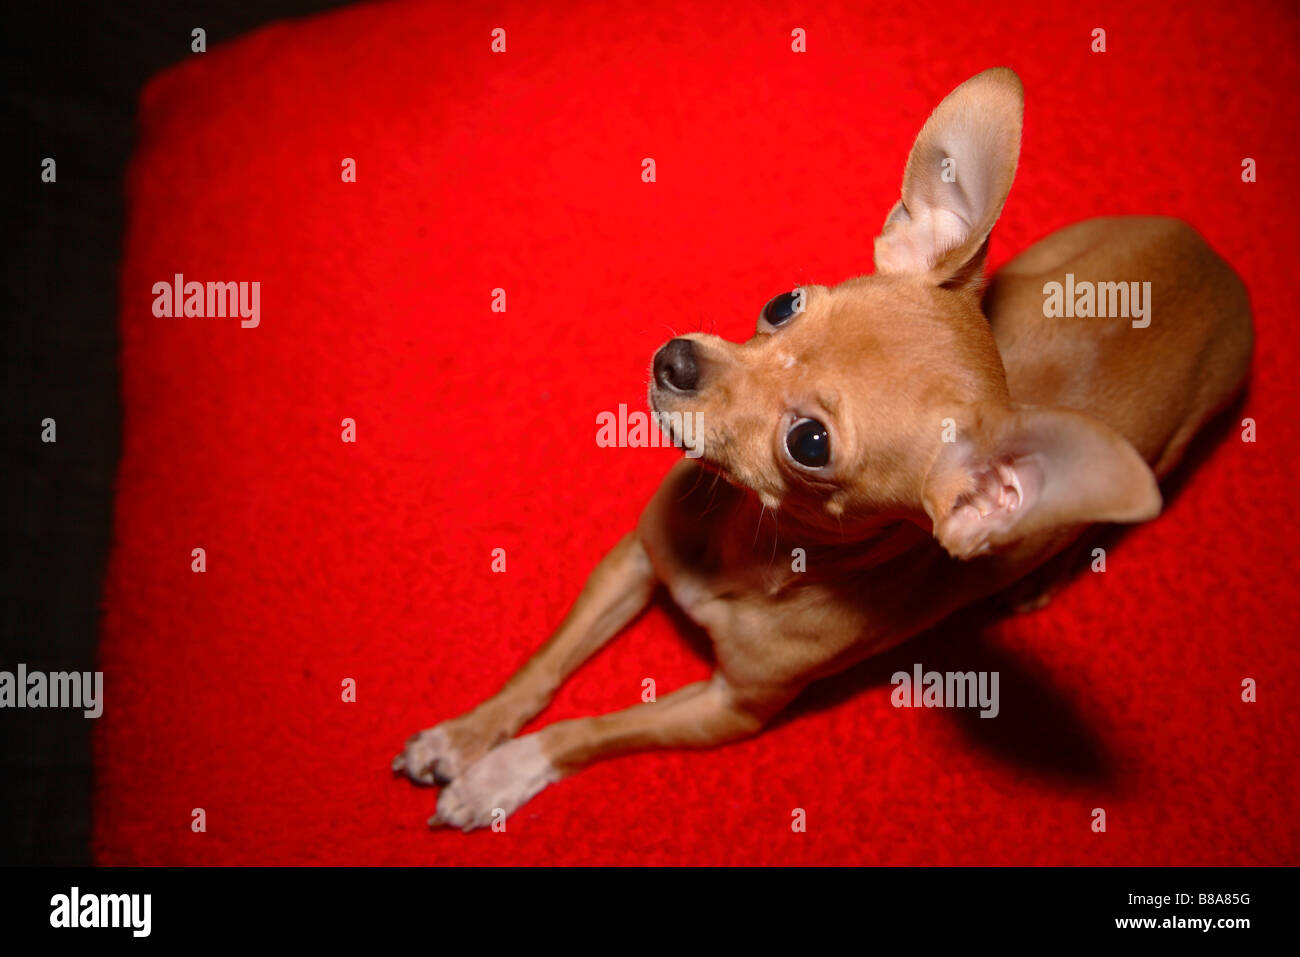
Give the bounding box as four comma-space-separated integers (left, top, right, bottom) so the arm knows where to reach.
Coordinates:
392, 724, 480, 786
428, 735, 559, 832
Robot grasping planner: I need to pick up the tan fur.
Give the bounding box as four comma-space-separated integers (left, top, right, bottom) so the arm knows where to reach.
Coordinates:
395, 68, 1253, 831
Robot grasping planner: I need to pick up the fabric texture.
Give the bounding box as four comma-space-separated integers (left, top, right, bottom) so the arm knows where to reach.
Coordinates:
97, 0, 1299, 864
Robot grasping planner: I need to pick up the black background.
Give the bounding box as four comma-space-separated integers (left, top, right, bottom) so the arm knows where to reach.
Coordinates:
1, 0, 351, 866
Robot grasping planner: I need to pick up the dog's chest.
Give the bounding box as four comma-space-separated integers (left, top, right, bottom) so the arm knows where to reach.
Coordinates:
661, 564, 732, 632
650, 534, 794, 637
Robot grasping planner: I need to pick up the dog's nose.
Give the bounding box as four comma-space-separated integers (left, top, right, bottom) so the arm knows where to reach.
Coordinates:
653, 338, 700, 394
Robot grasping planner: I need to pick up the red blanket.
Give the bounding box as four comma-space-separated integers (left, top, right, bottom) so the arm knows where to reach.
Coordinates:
97, 0, 1300, 864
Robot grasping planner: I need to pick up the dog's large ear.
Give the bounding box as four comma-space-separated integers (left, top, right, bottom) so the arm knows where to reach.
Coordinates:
921, 403, 1161, 560
873, 67, 1023, 291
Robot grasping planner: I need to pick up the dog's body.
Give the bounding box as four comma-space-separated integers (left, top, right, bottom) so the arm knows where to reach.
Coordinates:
395, 69, 1252, 830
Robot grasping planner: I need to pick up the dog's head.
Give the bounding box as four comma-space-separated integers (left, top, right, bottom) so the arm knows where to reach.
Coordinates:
649, 68, 1159, 557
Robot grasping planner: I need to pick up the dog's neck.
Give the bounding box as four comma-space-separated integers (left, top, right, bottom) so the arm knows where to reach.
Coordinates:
718, 482, 936, 582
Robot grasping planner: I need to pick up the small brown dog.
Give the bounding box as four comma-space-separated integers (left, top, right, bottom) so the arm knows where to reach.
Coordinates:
394, 67, 1252, 831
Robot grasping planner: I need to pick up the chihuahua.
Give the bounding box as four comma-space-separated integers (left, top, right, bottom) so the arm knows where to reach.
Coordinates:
394, 68, 1252, 831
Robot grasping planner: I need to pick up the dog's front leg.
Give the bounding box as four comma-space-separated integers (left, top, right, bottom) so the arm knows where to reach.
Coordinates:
430, 674, 793, 831
394, 531, 657, 785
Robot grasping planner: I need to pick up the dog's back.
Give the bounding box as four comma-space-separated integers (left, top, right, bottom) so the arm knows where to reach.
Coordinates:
985, 216, 1253, 477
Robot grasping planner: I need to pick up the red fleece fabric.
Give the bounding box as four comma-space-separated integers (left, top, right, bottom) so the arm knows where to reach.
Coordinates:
97, 0, 1300, 865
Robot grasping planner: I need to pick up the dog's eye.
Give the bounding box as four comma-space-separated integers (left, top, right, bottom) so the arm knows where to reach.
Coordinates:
762, 290, 803, 326
786, 418, 830, 468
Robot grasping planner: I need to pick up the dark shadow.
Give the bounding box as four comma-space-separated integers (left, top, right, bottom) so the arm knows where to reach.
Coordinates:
775, 602, 1115, 787
1, 0, 355, 867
